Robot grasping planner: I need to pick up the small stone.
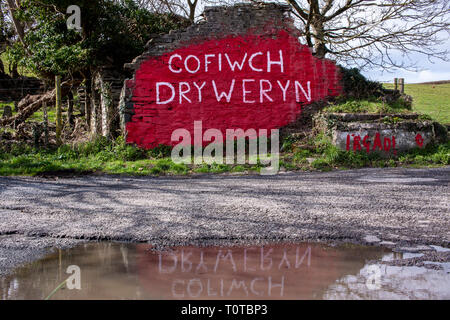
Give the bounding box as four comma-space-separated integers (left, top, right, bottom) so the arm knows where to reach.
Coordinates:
415, 245, 434, 251
2, 105, 12, 118
399, 245, 433, 253
364, 235, 381, 243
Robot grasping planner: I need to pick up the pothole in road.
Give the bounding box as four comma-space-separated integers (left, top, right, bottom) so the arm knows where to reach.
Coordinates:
1, 242, 449, 300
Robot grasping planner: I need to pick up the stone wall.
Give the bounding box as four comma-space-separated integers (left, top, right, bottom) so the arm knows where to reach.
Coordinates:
120, 3, 343, 149
0, 76, 44, 103
314, 112, 448, 155
90, 67, 126, 138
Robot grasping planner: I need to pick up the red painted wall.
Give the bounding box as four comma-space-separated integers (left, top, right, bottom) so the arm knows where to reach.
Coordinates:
126, 30, 342, 148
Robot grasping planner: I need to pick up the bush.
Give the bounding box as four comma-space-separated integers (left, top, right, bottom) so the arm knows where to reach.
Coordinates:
112, 137, 147, 161
326, 100, 368, 113
171, 163, 189, 174
293, 149, 311, 163
232, 165, 246, 172
155, 158, 172, 171
56, 144, 79, 160
324, 97, 412, 114
77, 136, 112, 157
281, 136, 296, 152
311, 133, 333, 154
210, 163, 231, 173
311, 158, 330, 170
148, 144, 172, 158
9, 143, 34, 157
150, 166, 162, 175
339, 67, 384, 99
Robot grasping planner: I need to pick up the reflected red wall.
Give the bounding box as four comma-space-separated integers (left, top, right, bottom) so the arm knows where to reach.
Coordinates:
136, 244, 349, 300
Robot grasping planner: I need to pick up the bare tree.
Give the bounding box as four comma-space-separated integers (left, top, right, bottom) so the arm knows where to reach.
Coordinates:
5, 0, 25, 44
186, 0, 198, 22
5, 0, 448, 71
0, 0, 8, 74
206, 0, 449, 71
136, 0, 199, 22
290, 0, 449, 70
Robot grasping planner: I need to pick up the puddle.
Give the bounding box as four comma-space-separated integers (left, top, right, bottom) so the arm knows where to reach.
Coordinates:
1, 242, 449, 300
382, 252, 424, 261
430, 245, 450, 253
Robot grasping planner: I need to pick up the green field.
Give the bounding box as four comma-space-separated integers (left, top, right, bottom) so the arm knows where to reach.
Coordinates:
384, 82, 450, 124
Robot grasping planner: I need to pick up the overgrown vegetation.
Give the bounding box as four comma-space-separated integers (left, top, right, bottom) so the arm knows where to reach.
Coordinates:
6, 0, 189, 78
0, 135, 448, 176
285, 134, 449, 171
0, 136, 263, 176
339, 67, 385, 99
323, 97, 412, 114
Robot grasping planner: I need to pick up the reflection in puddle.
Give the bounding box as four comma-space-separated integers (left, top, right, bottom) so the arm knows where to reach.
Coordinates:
1, 242, 449, 300
326, 264, 450, 300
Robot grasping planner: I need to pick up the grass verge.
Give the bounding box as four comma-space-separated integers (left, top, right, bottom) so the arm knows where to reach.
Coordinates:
0, 136, 448, 176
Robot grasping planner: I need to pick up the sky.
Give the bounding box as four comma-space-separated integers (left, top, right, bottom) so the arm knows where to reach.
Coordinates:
361, 35, 450, 84
363, 55, 450, 84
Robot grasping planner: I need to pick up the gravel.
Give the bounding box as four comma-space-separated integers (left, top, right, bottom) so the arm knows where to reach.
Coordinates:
0, 166, 449, 275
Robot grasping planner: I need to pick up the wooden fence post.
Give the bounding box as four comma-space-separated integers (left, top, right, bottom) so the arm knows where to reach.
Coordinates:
55, 75, 62, 144
394, 78, 398, 91
2, 105, 12, 118
33, 123, 41, 148
43, 101, 49, 146
67, 91, 74, 128
85, 80, 91, 130
399, 78, 405, 93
